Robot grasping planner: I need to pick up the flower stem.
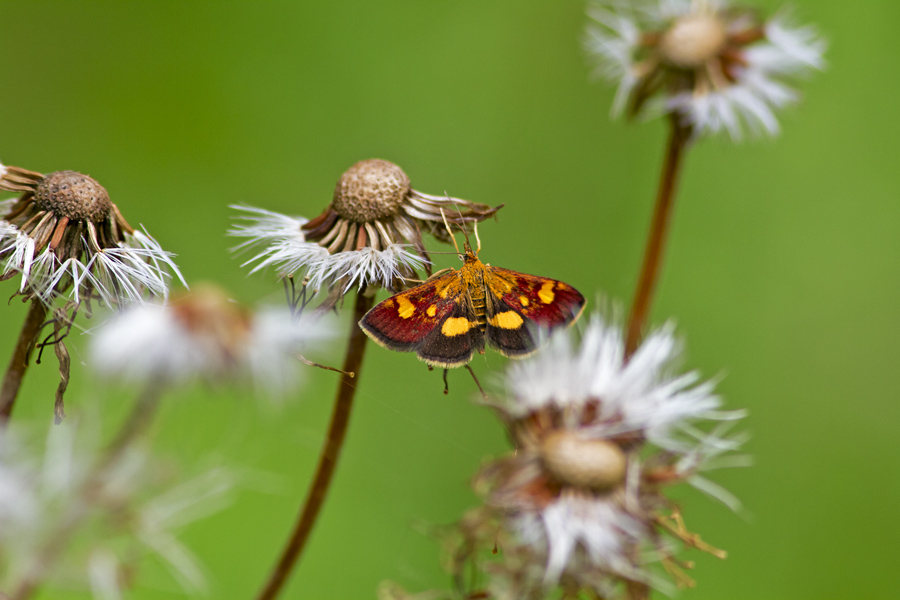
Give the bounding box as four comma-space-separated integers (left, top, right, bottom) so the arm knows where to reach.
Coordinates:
624, 116, 692, 359
0, 300, 49, 423
9, 382, 164, 600
255, 291, 373, 600
625, 581, 651, 600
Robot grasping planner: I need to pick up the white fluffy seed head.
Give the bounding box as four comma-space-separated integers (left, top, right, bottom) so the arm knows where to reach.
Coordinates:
90, 284, 330, 394
228, 205, 427, 292
540, 431, 627, 490
584, 0, 826, 140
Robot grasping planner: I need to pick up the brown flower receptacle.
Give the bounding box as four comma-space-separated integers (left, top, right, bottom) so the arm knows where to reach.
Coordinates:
540, 430, 628, 491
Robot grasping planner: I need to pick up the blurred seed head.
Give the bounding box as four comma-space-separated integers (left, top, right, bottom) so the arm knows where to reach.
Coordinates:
89, 284, 331, 395
540, 431, 627, 490
0, 419, 235, 597
450, 315, 748, 597
584, 0, 826, 139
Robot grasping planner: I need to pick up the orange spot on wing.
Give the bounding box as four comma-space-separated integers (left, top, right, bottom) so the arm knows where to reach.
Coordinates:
441, 317, 474, 337
426, 305, 437, 317
396, 295, 415, 319
488, 311, 524, 330
538, 281, 555, 304
519, 295, 530, 307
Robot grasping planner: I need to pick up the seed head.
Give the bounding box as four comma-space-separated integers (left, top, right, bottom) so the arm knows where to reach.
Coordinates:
459, 315, 748, 595
169, 285, 252, 367
540, 431, 626, 490
658, 13, 728, 68
89, 283, 330, 395
34, 171, 112, 223
230, 158, 502, 303
331, 159, 410, 223
0, 163, 183, 307
585, 0, 826, 139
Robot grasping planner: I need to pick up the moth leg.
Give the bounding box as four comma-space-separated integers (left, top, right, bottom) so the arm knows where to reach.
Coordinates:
443, 368, 450, 395
465, 364, 488, 400
295, 354, 354, 377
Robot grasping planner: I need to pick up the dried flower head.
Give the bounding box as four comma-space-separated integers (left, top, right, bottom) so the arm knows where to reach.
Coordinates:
0, 419, 234, 597
585, 0, 825, 138
230, 159, 502, 303
453, 315, 747, 597
0, 164, 184, 307
89, 284, 329, 394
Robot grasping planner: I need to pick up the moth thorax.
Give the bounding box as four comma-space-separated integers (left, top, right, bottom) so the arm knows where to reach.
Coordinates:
331, 159, 410, 223
170, 286, 252, 357
540, 431, 627, 490
34, 171, 112, 222
658, 13, 728, 69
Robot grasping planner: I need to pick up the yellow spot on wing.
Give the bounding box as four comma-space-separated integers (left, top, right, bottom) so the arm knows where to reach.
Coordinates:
396, 296, 415, 319
519, 295, 530, 307
426, 305, 437, 317
488, 311, 524, 330
441, 317, 474, 337
538, 281, 555, 304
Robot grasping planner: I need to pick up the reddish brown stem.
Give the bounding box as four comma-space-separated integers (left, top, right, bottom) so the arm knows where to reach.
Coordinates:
255, 291, 373, 600
0, 300, 49, 423
626, 581, 651, 600
624, 117, 692, 359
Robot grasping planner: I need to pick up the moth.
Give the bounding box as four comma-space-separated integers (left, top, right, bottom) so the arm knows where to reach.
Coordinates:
359, 236, 585, 369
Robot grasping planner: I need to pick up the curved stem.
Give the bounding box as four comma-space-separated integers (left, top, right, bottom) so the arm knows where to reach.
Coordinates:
625, 582, 650, 600
624, 117, 692, 360
10, 382, 164, 600
0, 300, 49, 423
255, 291, 373, 600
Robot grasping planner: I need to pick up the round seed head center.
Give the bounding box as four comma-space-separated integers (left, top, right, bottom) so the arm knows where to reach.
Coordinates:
34, 171, 112, 222
170, 286, 252, 357
332, 159, 410, 223
658, 13, 728, 69
540, 430, 627, 490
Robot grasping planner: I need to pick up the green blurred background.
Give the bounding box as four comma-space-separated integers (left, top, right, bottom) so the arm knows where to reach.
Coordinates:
1, 1, 897, 598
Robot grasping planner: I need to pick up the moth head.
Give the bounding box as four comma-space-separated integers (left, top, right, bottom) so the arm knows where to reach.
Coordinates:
461, 241, 479, 264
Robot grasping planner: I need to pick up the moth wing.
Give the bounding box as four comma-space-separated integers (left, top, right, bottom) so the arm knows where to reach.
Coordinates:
483, 267, 586, 357
415, 298, 484, 368
359, 271, 484, 368
483, 294, 535, 358
359, 272, 460, 353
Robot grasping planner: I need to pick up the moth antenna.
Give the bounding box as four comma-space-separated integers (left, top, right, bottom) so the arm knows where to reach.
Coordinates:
473, 221, 482, 254
452, 202, 472, 250
439, 207, 461, 255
